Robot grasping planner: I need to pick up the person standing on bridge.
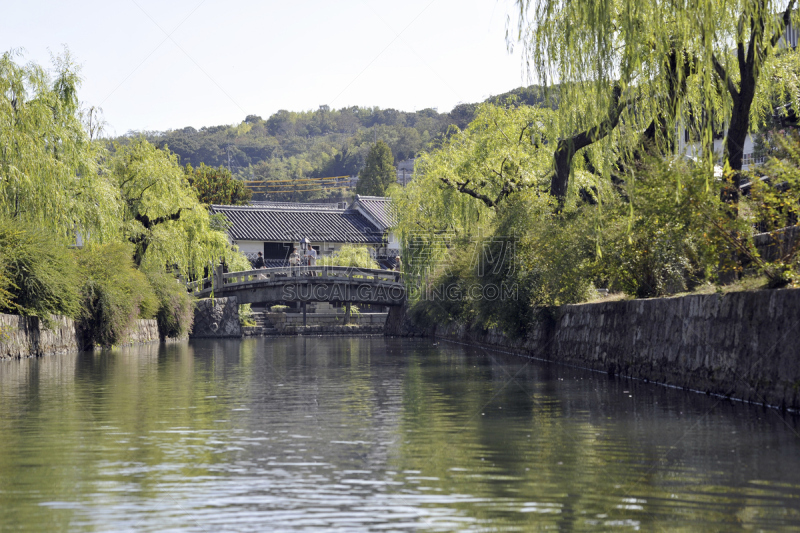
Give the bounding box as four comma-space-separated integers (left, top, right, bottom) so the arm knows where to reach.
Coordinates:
254, 252, 265, 269
306, 246, 317, 276
289, 247, 301, 276
393, 256, 402, 282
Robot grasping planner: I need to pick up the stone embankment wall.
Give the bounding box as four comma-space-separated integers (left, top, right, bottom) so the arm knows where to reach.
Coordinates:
244, 324, 385, 336
268, 312, 386, 328
127, 319, 160, 345
0, 313, 161, 359
0, 314, 80, 359
433, 289, 800, 410
191, 297, 242, 338
242, 312, 387, 336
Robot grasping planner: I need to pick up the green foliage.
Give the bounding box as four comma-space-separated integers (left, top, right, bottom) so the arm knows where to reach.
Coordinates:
0, 51, 249, 334
119, 89, 550, 203
744, 132, 800, 285
511, 0, 800, 179
270, 305, 289, 312
0, 50, 121, 242
145, 268, 194, 338
0, 249, 14, 312
596, 158, 722, 297
410, 192, 598, 337
317, 244, 379, 269
74, 243, 157, 347
408, 241, 479, 327
0, 217, 81, 320
356, 141, 396, 196
109, 138, 243, 279
238, 303, 256, 327
393, 103, 557, 276
185, 163, 252, 205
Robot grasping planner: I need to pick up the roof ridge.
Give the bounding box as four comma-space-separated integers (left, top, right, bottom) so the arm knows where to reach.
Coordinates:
212, 204, 347, 212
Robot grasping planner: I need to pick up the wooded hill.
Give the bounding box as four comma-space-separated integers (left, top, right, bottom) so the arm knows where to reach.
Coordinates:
116, 85, 551, 202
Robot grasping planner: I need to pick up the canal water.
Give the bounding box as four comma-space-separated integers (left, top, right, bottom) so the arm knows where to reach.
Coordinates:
0, 337, 799, 531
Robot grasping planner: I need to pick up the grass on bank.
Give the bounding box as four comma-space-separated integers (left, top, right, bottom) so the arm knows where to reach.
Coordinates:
576, 274, 774, 305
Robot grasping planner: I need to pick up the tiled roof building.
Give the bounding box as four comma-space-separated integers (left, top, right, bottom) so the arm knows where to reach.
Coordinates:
350, 195, 397, 231
211, 204, 383, 244
211, 198, 400, 266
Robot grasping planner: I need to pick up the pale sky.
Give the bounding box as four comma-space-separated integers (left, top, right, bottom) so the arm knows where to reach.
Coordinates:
3, 0, 529, 136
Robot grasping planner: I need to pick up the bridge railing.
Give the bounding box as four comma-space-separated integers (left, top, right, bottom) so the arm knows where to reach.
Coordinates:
189, 266, 403, 295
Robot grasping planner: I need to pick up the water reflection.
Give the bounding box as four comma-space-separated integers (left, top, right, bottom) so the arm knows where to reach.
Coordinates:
0, 337, 798, 531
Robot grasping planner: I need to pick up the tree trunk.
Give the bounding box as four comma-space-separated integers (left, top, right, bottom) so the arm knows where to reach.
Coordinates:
552, 140, 574, 202
550, 85, 625, 207
132, 240, 149, 267
723, 59, 756, 205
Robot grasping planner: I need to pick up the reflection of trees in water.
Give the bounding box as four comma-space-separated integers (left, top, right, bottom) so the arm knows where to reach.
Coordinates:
388, 343, 800, 530
0, 339, 799, 530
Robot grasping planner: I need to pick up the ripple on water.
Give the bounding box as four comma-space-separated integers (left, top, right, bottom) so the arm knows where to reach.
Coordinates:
0, 337, 799, 531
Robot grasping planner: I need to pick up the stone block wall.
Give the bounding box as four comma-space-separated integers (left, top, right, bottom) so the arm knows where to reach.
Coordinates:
0, 314, 80, 359
126, 319, 160, 345
434, 289, 800, 410
277, 324, 385, 336
266, 312, 387, 329
0, 314, 161, 359
191, 297, 242, 338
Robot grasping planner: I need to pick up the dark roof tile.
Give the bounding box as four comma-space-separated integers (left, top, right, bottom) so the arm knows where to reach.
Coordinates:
211, 204, 383, 244
353, 195, 396, 230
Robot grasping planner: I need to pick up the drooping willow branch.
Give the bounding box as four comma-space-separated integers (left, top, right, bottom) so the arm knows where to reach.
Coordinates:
438, 156, 547, 209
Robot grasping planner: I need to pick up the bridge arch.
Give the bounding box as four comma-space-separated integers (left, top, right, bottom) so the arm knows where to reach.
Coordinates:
189, 266, 406, 307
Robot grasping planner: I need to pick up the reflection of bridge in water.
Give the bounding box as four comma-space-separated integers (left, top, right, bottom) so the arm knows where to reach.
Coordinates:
189, 266, 406, 307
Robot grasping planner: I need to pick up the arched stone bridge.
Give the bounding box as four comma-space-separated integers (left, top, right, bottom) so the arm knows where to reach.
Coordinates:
188, 266, 406, 307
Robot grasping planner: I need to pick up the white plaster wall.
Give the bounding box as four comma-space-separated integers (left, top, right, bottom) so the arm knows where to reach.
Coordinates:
311, 241, 343, 256
234, 240, 264, 254
235, 239, 387, 258
387, 231, 400, 248
676, 126, 758, 169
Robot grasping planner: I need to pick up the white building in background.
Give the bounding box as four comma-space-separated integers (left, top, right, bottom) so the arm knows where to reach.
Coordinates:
676, 128, 763, 171
349, 195, 400, 260
676, 16, 798, 171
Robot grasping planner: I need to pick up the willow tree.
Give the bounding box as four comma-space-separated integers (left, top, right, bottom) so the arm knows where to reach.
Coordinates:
391, 104, 560, 274
699, 0, 799, 194
510, 0, 684, 205
511, 0, 800, 200
0, 50, 120, 240
109, 139, 246, 277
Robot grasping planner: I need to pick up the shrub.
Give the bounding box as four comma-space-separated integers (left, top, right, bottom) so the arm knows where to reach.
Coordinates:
317, 244, 379, 269
0, 217, 81, 321
238, 303, 256, 327
74, 243, 157, 347
746, 132, 800, 287
270, 304, 289, 312
408, 239, 480, 328
485, 194, 596, 336
0, 250, 14, 312
596, 158, 721, 297
145, 268, 194, 339
409, 193, 597, 338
